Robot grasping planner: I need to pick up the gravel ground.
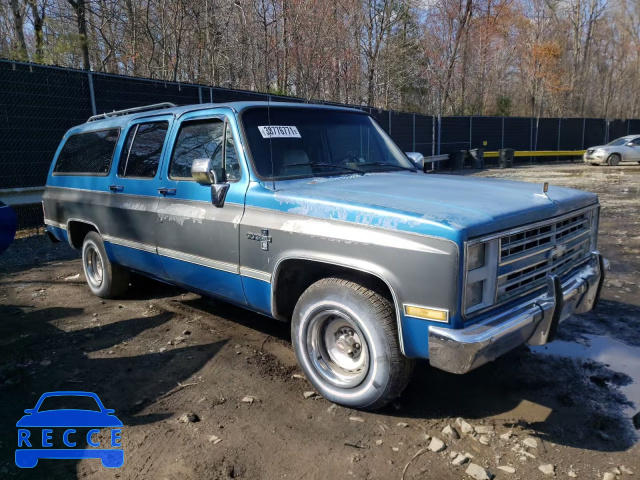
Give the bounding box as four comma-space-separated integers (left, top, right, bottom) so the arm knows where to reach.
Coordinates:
0, 163, 639, 479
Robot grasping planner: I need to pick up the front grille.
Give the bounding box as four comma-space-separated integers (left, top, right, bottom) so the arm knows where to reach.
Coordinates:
496, 208, 595, 303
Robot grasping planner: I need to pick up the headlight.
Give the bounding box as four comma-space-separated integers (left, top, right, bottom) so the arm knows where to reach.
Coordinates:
464, 240, 499, 315
594, 148, 606, 154
465, 281, 484, 309
467, 243, 485, 270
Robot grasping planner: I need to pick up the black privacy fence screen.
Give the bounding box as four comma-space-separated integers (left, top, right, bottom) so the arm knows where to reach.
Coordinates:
1, 59, 639, 228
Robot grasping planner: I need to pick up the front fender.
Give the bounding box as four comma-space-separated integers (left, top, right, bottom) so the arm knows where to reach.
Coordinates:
239, 206, 461, 358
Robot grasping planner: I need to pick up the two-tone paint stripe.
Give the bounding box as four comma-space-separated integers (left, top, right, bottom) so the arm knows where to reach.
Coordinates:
103, 234, 272, 282
44, 219, 67, 230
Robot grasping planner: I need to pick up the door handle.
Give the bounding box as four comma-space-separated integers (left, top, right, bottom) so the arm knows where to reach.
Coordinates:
109, 185, 123, 192
158, 187, 176, 195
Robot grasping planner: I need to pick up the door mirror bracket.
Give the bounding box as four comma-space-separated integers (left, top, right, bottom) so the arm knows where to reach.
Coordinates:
211, 183, 230, 208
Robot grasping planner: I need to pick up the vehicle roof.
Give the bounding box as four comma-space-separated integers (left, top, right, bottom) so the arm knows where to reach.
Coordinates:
70, 101, 365, 135
613, 135, 640, 140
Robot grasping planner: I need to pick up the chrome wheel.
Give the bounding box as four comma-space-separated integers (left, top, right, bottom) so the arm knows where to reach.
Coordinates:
84, 244, 104, 289
306, 309, 369, 388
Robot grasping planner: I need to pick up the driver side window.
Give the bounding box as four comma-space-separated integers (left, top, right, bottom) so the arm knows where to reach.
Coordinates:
632, 138, 640, 147
169, 118, 240, 181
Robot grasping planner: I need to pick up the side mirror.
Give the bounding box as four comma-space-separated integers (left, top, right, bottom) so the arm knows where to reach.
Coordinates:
405, 152, 425, 170
191, 158, 216, 185
190, 158, 229, 208
24, 409, 34, 414
626, 142, 634, 147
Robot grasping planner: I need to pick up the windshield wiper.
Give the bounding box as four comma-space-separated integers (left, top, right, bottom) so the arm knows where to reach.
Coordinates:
285, 162, 365, 175
360, 162, 416, 172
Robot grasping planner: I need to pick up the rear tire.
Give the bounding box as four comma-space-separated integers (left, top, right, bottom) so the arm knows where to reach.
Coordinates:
608, 153, 621, 166
81, 231, 129, 298
291, 277, 413, 410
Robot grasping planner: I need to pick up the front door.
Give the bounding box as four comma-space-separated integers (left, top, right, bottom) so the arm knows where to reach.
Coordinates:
628, 137, 640, 160
155, 110, 248, 304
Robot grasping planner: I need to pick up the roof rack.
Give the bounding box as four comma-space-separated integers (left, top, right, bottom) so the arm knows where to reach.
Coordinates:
87, 102, 177, 122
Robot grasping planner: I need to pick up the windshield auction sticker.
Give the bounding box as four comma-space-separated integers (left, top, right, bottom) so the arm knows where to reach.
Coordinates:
258, 126, 301, 138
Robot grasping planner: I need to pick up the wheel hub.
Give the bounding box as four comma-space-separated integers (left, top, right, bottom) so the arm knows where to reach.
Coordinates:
334, 328, 362, 358
306, 310, 369, 388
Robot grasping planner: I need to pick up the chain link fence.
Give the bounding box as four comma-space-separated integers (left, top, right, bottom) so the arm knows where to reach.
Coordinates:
1, 59, 640, 229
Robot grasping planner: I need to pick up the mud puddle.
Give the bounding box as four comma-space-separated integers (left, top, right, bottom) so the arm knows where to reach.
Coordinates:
531, 335, 640, 416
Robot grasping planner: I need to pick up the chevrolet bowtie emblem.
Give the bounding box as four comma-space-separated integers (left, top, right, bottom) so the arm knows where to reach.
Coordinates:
548, 244, 567, 259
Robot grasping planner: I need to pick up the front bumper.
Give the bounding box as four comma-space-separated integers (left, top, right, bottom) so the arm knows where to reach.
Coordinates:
583, 153, 606, 164
428, 251, 605, 374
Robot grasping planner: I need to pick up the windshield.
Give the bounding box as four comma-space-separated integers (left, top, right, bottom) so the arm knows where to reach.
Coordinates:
606, 137, 629, 146
38, 395, 101, 412
241, 107, 415, 179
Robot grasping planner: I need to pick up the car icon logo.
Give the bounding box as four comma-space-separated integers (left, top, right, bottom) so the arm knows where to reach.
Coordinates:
15, 391, 123, 468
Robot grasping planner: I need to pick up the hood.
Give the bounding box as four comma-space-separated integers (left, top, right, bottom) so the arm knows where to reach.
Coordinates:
272, 172, 598, 239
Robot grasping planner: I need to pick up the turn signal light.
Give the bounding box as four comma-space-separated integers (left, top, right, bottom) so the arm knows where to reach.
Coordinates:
404, 305, 448, 322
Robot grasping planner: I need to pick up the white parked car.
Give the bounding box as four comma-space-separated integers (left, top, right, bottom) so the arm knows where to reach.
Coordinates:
584, 135, 640, 166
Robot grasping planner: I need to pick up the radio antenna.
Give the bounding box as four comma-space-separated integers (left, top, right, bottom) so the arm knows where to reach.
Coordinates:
267, 94, 276, 191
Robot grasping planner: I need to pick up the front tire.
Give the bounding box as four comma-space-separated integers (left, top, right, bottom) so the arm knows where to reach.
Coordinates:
81, 231, 129, 298
291, 277, 413, 410
608, 153, 621, 166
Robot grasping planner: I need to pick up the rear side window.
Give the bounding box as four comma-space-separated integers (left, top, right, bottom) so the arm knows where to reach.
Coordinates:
118, 122, 169, 178
54, 128, 120, 175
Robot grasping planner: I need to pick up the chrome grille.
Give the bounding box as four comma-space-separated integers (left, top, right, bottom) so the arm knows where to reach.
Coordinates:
496, 209, 595, 302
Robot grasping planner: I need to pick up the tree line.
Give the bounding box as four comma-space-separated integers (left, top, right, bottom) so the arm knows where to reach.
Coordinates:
1, 0, 638, 119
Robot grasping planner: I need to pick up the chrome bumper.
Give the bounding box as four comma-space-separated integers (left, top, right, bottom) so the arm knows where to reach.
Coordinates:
428, 251, 605, 374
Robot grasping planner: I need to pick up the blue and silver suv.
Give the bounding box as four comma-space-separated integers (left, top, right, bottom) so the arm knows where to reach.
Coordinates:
44, 102, 605, 409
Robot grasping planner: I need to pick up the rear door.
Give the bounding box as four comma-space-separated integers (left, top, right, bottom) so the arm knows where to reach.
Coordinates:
155, 109, 248, 303
102, 115, 172, 278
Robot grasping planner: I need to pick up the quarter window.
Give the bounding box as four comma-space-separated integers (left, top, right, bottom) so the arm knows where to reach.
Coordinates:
54, 128, 120, 175
118, 122, 169, 178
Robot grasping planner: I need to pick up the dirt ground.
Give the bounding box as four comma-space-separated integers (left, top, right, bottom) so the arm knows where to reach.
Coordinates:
1, 163, 639, 480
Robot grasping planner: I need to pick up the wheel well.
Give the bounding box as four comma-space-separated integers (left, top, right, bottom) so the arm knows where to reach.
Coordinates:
67, 221, 98, 249
273, 259, 395, 321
